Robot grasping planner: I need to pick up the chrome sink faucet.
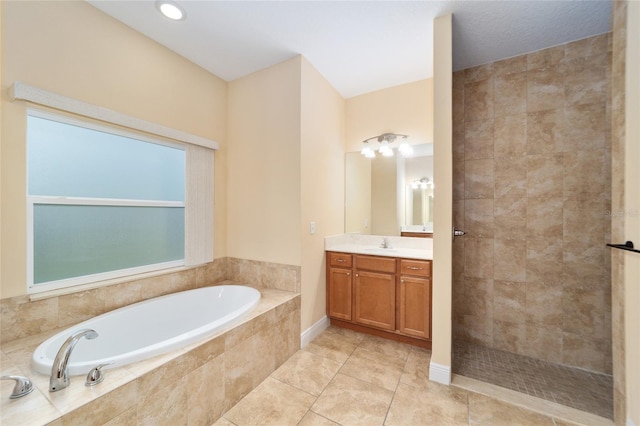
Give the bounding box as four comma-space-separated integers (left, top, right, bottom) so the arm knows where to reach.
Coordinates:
380, 237, 392, 249
50, 329, 98, 392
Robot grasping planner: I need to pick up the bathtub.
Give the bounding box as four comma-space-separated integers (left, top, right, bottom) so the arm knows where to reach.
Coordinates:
32, 285, 261, 376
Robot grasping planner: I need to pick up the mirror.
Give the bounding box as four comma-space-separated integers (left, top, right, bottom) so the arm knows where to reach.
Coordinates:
345, 143, 433, 236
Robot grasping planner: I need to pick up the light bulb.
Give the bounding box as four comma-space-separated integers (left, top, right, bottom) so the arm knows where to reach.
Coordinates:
156, 1, 185, 20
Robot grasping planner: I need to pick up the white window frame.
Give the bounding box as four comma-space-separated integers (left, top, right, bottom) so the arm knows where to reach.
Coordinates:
26, 109, 188, 295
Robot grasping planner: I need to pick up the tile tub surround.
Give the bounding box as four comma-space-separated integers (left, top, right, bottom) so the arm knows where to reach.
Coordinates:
324, 234, 433, 260
0, 287, 300, 426
452, 33, 613, 373
0, 256, 301, 344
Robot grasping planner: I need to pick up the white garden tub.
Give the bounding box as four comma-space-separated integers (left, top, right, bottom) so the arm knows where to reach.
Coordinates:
32, 285, 260, 375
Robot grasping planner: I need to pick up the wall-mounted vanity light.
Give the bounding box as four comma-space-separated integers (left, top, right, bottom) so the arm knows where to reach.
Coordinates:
411, 177, 433, 189
360, 133, 412, 158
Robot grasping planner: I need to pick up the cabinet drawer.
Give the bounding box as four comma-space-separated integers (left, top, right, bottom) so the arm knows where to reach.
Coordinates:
400, 259, 431, 277
329, 252, 353, 268
354, 255, 396, 273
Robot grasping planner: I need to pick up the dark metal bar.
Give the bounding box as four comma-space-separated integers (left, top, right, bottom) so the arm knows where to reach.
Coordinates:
607, 241, 640, 254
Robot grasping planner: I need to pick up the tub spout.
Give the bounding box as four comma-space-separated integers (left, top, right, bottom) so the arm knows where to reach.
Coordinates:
49, 329, 98, 392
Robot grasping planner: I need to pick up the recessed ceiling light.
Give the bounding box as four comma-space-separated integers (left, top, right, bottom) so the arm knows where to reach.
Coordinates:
156, 1, 185, 21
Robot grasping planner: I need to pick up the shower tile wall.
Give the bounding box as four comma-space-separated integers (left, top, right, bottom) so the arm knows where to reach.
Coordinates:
452, 33, 612, 374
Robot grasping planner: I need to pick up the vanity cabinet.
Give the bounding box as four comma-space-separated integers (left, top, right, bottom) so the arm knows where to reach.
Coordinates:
398, 259, 432, 339
326, 251, 432, 348
353, 255, 396, 331
327, 252, 353, 321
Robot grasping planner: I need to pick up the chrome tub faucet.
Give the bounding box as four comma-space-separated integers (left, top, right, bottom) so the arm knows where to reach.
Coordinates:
50, 329, 98, 392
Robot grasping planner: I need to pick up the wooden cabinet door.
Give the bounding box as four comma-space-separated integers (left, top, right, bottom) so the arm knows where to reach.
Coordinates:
399, 275, 431, 338
328, 267, 352, 321
354, 271, 395, 331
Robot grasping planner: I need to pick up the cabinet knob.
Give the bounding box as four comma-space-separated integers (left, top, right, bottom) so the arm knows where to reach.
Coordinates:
407, 266, 422, 270
355, 273, 359, 278
347, 272, 350, 276
337, 259, 345, 262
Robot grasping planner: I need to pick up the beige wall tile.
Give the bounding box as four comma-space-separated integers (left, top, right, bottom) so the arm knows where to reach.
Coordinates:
494, 158, 527, 199
527, 109, 564, 154
62, 381, 138, 426
564, 102, 606, 152
494, 55, 528, 76
493, 319, 527, 354
525, 282, 563, 327
526, 197, 563, 239
562, 287, 607, 339
524, 324, 563, 363
58, 289, 107, 327
561, 333, 606, 372
563, 150, 606, 198
527, 66, 565, 112
465, 199, 494, 238
494, 197, 527, 240
465, 158, 495, 199
0, 296, 58, 343
493, 281, 526, 323
494, 114, 527, 158
463, 314, 493, 346
464, 277, 494, 318
493, 240, 527, 282
526, 237, 564, 285
563, 54, 608, 106
527, 154, 564, 198
565, 34, 608, 60
465, 63, 495, 83
464, 239, 494, 279
465, 79, 494, 122
494, 73, 527, 117
465, 118, 494, 160
527, 45, 565, 71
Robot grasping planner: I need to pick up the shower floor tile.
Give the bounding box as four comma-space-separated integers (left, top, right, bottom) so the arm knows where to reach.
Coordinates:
452, 340, 613, 420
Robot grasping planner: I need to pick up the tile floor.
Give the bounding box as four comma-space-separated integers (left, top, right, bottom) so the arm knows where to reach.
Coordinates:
214, 327, 601, 426
452, 340, 613, 420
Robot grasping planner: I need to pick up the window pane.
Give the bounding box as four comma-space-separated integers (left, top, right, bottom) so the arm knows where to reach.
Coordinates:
33, 205, 184, 284
28, 115, 185, 201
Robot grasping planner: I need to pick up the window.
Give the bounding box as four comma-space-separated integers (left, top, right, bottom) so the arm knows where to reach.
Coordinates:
27, 110, 197, 294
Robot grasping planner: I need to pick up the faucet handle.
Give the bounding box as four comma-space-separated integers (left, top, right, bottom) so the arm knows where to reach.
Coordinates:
85, 362, 113, 386
1, 375, 34, 399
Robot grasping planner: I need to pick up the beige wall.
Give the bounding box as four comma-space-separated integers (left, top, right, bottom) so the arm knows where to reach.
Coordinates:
0, 1, 227, 299
345, 79, 433, 152
226, 57, 302, 266
431, 14, 453, 378
300, 58, 345, 330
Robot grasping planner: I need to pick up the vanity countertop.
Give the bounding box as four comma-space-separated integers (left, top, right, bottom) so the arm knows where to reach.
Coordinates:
325, 234, 433, 260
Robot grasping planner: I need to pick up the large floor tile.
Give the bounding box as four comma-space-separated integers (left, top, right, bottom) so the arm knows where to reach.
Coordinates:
302, 330, 359, 363
358, 334, 413, 361
339, 347, 405, 391
224, 377, 316, 426
385, 382, 469, 426
271, 350, 343, 396
400, 346, 432, 388
311, 373, 394, 426
297, 411, 341, 426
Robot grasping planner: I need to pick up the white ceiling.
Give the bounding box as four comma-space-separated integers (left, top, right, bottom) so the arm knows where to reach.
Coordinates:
87, 0, 612, 98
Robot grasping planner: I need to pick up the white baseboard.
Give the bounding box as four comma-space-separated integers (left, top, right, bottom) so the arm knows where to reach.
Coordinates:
300, 315, 330, 348
429, 361, 451, 385
628, 418, 637, 426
